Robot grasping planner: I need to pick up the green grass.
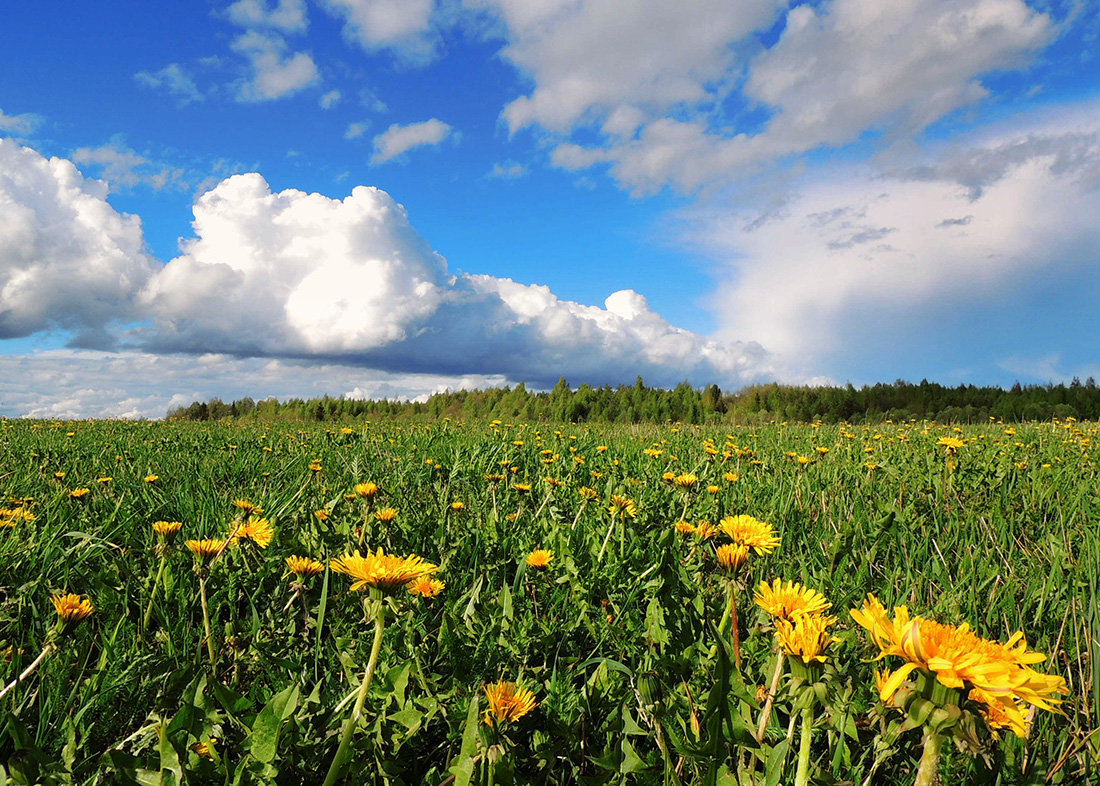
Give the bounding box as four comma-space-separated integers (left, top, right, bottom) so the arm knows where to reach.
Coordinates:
0, 418, 1094, 784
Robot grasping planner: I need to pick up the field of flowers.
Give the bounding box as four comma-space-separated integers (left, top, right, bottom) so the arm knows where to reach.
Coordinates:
0, 417, 1095, 785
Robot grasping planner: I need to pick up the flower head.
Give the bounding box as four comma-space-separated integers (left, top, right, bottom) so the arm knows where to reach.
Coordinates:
407, 576, 445, 597
754, 580, 831, 623
608, 494, 637, 519
232, 499, 261, 515
775, 613, 839, 664
526, 549, 553, 569
51, 593, 94, 628
152, 520, 183, 544
482, 681, 536, 726
719, 515, 780, 555
330, 547, 437, 593
375, 507, 398, 524
285, 555, 324, 580
354, 482, 379, 498
674, 520, 695, 535
937, 436, 966, 452
144, 475, 159, 483
850, 594, 1068, 738
69, 488, 90, 500
232, 516, 273, 548
715, 543, 749, 572
186, 538, 227, 563
673, 473, 698, 489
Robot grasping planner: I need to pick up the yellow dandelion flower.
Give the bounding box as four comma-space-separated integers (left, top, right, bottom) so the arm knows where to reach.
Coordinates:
937, 436, 966, 452
775, 613, 839, 664
51, 593, 95, 627
724, 472, 738, 482
314, 509, 329, 521
69, 488, 90, 500
285, 555, 324, 580
526, 549, 553, 569
754, 580, 831, 622
309, 460, 322, 472
407, 576, 445, 597
330, 548, 437, 593
232, 517, 273, 548
375, 507, 398, 524
485, 473, 504, 483
232, 499, 261, 515
706, 484, 720, 494
608, 494, 637, 519
694, 520, 717, 540
673, 473, 698, 489
450, 500, 465, 510
544, 477, 564, 488
719, 515, 780, 554
850, 594, 1068, 737
482, 681, 536, 726
512, 482, 532, 492
715, 543, 749, 572
186, 538, 227, 562
97, 477, 112, 484
354, 482, 379, 498
674, 520, 695, 535
144, 475, 159, 483
578, 486, 598, 501
53, 471, 65, 480
152, 520, 183, 543
190, 738, 218, 759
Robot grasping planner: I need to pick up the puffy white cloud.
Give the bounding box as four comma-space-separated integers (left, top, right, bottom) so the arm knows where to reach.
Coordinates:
484, 0, 1055, 195
0, 349, 510, 419
345, 121, 368, 139
134, 63, 204, 104
226, 0, 308, 32
370, 119, 452, 163
0, 107, 43, 136
138, 173, 770, 388
319, 89, 342, 109
0, 139, 156, 339
685, 101, 1100, 372
231, 31, 319, 102
71, 139, 184, 191
318, 0, 438, 63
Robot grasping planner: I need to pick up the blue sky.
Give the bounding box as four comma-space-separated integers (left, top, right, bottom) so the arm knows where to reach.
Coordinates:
0, 0, 1098, 417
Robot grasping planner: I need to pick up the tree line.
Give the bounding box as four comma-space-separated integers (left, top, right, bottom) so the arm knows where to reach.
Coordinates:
166, 377, 1100, 424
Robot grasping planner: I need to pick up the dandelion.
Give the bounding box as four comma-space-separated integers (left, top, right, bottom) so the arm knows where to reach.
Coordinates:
578, 486, 598, 501
937, 436, 966, 452
190, 739, 218, 760
354, 482, 379, 498
775, 613, 838, 665
719, 515, 780, 555
375, 507, 398, 524
232, 499, 261, 515
707, 484, 720, 494
715, 543, 749, 572
450, 500, 465, 511
144, 475, 159, 483
0, 593, 95, 702
693, 520, 717, 540
152, 520, 183, 544
309, 459, 322, 472
674, 520, 695, 535
482, 681, 537, 726
407, 576, 445, 597
330, 548, 438, 594
97, 476, 112, 484
314, 509, 329, 521
286, 555, 325, 580
512, 482, 532, 493
673, 472, 698, 489
526, 549, 553, 569
186, 538, 226, 564
232, 517, 273, 548
754, 580, 831, 623
69, 488, 90, 500
53, 471, 65, 480
608, 494, 637, 519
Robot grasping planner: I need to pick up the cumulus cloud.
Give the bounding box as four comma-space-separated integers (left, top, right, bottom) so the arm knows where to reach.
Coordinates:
0, 139, 156, 340
318, 0, 438, 63
0, 107, 43, 136
684, 100, 1100, 373
225, 0, 308, 32
319, 89, 342, 109
71, 139, 184, 191
370, 119, 452, 163
138, 173, 769, 388
482, 0, 1055, 195
345, 121, 368, 139
0, 349, 511, 419
231, 31, 319, 102
134, 63, 204, 104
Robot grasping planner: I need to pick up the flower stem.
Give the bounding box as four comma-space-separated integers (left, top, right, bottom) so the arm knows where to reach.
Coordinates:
596, 514, 617, 563
913, 728, 943, 786
794, 704, 813, 786
322, 608, 385, 786
0, 642, 54, 701
756, 650, 785, 741
199, 576, 216, 672
143, 554, 167, 635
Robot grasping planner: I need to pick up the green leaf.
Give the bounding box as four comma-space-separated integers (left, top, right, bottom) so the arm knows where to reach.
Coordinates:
247, 684, 299, 764
447, 694, 480, 786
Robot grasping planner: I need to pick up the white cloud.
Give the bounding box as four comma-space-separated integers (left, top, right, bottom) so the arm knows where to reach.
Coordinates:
487, 160, 526, 179
134, 63, 204, 104
684, 101, 1100, 372
138, 173, 770, 388
345, 121, 368, 139
318, 0, 438, 63
0, 139, 156, 340
319, 89, 342, 109
0, 107, 43, 136
0, 349, 510, 419
370, 118, 452, 163
226, 0, 308, 32
481, 0, 1056, 195
231, 31, 320, 102
71, 139, 184, 191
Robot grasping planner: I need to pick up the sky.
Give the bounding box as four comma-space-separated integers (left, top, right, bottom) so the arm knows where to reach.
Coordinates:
1, 0, 1098, 418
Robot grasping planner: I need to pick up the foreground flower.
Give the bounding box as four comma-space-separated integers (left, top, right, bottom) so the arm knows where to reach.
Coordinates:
152, 520, 183, 543
775, 613, 838, 664
526, 549, 553, 569
186, 539, 227, 563
354, 482, 379, 498
755, 580, 831, 623
51, 593, 95, 628
937, 436, 966, 452
375, 508, 398, 524
232, 499, 261, 515
719, 515, 781, 554
286, 555, 324, 580
69, 488, 90, 500
330, 548, 438, 593
673, 472, 698, 489
715, 543, 749, 572
608, 494, 638, 519
407, 576, 445, 597
232, 516, 273, 548
483, 681, 537, 726
851, 594, 1068, 737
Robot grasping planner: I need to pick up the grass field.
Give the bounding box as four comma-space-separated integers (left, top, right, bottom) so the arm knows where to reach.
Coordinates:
0, 417, 1095, 784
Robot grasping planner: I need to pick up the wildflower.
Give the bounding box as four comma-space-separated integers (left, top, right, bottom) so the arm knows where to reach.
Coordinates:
850, 594, 1068, 737
673, 472, 698, 489
285, 555, 324, 580
97, 477, 112, 484
482, 681, 537, 726
485, 473, 504, 483
186, 538, 226, 563
512, 482, 532, 493
233, 517, 273, 548
51, 593, 95, 628
450, 500, 465, 510
375, 508, 398, 524
232, 499, 261, 515
694, 520, 717, 540
341, 427, 355, 435
152, 520, 183, 544
715, 543, 750, 572
937, 437, 966, 452
775, 613, 839, 664
407, 576, 445, 597
754, 580, 831, 623
724, 472, 739, 482
719, 515, 780, 554
330, 548, 438, 593
816, 446, 829, 455
190, 739, 218, 760
354, 482, 379, 498
309, 460, 322, 472
608, 494, 637, 519
707, 484, 720, 494
144, 475, 159, 483
644, 448, 664, 458
526, 549, 553, 569
314, 509, 329, 521
674, 520, 695, 535
53, 472, 65, 480
544, 477, 564, 488
69, 488, 90, 500
578, 486, 598, 501
796, 456, 812, 465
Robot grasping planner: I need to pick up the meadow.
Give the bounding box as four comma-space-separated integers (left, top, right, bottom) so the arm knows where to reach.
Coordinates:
0, 417, 1095, 785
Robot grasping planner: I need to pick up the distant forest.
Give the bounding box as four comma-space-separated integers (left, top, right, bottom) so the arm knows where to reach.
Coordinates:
166, 377, 1100, 424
